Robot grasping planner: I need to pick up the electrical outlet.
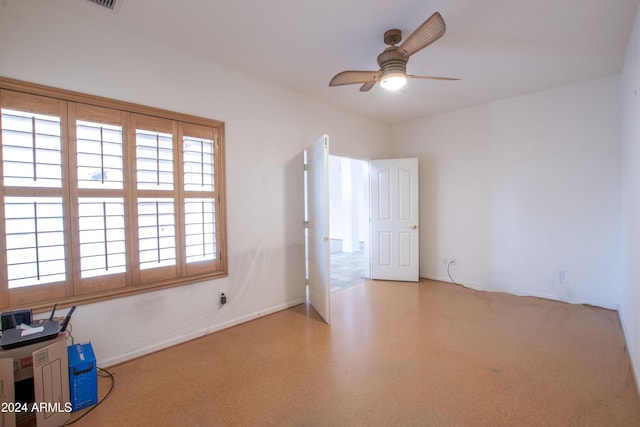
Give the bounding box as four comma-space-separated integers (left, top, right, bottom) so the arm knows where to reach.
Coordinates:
450, 257, 457, 266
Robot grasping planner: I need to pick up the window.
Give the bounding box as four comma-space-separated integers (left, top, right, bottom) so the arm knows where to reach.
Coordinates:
0, 78, 226, 310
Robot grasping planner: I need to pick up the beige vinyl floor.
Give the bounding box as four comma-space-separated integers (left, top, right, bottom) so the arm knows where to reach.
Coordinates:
71, 279, 640, 426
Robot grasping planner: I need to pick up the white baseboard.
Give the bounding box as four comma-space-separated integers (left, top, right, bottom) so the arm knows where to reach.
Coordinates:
99, 298, 306, 368
99, 328, 209, 368
422, 274, 482, 289
205, 298, 306, 334
420, 275, 619, 311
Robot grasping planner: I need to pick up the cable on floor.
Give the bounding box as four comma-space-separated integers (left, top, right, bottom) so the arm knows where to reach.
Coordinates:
447, 260, 461, 286
62, 366, 115, 425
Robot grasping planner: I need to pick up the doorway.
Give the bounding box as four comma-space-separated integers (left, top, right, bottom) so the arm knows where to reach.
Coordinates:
304, 138, 420, 322
328, 155, 369, 292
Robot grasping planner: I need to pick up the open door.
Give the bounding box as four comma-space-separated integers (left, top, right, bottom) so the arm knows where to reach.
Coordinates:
305, 135, 330, 323
370, 158, 419, 282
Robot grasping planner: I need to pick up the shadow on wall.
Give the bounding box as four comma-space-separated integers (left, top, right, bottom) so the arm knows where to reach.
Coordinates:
284, 151, 307, 302
419, 154, 438, 278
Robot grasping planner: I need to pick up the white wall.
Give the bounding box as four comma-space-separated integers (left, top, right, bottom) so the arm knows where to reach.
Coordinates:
0, 0, 391, 366
621, 2, 640, 395
392, 75, 624, 309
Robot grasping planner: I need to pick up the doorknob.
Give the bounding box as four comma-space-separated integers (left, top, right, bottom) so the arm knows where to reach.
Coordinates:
409, 225, 417, 229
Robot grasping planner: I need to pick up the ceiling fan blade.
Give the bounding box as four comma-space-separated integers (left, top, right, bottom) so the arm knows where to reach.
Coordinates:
359, 81, 377, 92
407, 74, 460, 81
329, 70, 381, 86
398, 12, 446, 57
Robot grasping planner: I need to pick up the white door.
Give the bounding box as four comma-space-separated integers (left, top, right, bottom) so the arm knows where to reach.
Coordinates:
370, 158, 419, 282
305, 135, 330, 323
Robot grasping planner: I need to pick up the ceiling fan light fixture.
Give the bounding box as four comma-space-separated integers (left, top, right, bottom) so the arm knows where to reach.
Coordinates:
380, 72, 407, 91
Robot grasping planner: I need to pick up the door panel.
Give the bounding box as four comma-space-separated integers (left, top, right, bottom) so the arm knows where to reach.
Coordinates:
399, 232, 412, 266
399, 168, 411, 220
379, 231, 392, 266
378, 168, 391, 220
305, 135, 330, 323
370, 158, 419, 282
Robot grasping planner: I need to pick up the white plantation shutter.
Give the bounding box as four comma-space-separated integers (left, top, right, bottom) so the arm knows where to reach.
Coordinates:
76, 120, 124, 189
180, 123, 221, 275
132, 115, 179, 282
137, 198, 176, 270
4, 197, 66, 288
78, 198, 126, 278
183, 134, 216, 264
1, 92, 69, 296
183, 135, 214, 192
75, 115, 127, 280
68, 104, 128, 294
136, 129, 174, 191
1, 109, 62, 188
184, 198, 216, 263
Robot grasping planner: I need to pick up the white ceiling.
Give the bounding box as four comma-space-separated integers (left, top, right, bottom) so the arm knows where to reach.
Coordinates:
57, 0, 639, 124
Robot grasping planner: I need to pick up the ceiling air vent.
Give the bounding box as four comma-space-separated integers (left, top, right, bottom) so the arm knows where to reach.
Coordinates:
86, 0, 122, 13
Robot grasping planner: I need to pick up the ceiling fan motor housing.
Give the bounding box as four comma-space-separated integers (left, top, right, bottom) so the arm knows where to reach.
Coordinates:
377, 47, 408, 78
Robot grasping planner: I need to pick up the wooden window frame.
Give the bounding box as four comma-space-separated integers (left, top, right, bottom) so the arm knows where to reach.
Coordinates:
0, 77, 227, 311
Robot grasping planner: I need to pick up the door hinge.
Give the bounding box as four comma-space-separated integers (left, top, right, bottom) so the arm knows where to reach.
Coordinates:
324, 237, 329, 243
303, 164, 308, 171
303, 221, 309, 228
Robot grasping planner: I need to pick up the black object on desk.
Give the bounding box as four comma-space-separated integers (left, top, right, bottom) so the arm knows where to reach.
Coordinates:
0, 305, 76, 350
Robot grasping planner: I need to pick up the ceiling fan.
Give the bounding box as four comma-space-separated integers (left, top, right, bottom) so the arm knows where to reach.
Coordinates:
329, 11, 459, 92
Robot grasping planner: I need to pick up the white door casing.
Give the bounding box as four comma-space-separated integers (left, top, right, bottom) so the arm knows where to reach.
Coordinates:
370, 158, 419, 282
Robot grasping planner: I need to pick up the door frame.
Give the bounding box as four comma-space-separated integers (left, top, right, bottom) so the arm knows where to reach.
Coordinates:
328, 154, 371, 281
